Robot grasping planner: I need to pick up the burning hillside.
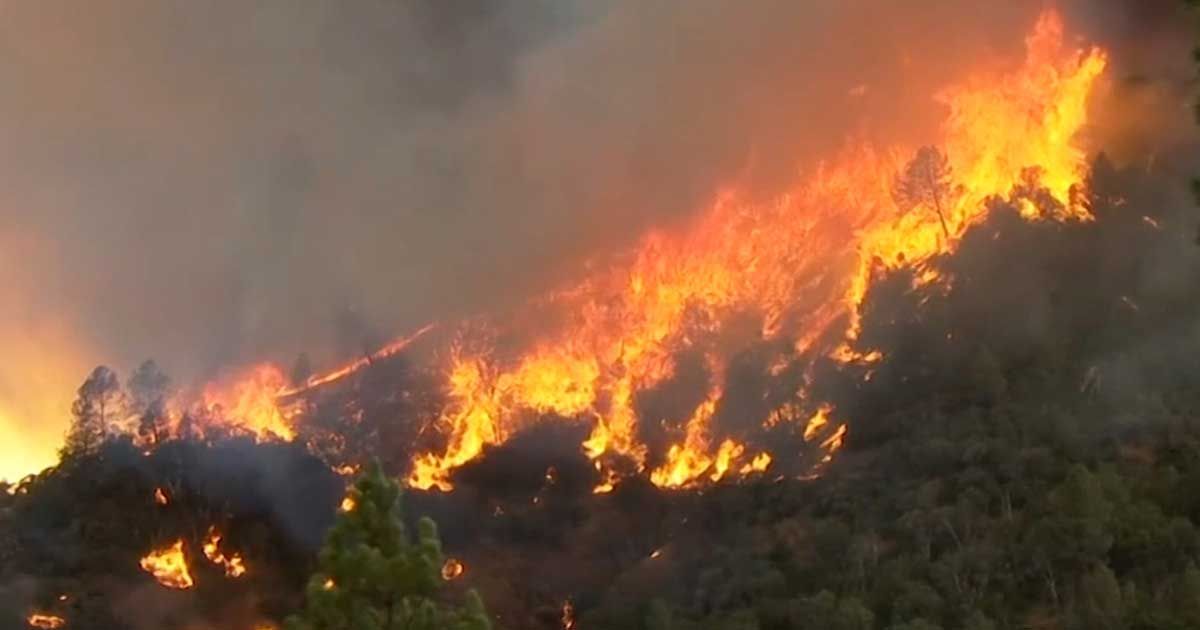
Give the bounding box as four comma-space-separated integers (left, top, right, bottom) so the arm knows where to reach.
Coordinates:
6, 2, 1200, 629
85, 8, 1112, 495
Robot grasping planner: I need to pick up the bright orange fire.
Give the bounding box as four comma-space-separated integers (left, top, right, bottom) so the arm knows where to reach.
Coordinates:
202, 527, 247, 578
201, 364, 296, 441
140, 539, 194, 589
402, 10, 1107, 491
26, 613, 66, 629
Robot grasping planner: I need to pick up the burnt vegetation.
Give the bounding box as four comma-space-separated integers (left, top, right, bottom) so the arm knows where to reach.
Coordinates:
3, 146, 1200, 630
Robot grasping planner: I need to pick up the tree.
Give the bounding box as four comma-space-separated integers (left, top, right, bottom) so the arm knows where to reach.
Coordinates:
61, 366, 123, 459
285, 461, 490, 630
1074, 563, 1123, 630
127, 359, 170, 415
127, 360, 171, 445
292, 353, 314, 389
895, 146, 955, 242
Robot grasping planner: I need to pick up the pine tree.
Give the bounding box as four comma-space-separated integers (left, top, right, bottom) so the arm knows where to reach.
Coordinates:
285, 461, 491, 630
61, 366, 123, 459
128, 359, 171, 445
895, 146, 955, 242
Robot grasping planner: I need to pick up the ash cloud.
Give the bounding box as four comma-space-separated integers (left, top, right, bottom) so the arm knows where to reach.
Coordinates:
0, 1, 1189, 471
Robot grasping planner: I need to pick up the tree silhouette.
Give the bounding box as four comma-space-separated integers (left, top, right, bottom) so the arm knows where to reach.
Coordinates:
285, 461, 490, 630
291, 353, 314, 389
895, 146, 955, 242
127, 359, 171, 445
61, 366, 124, 459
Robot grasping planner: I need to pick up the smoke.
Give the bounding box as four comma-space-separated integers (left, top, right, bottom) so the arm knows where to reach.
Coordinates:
0, 0, 1192, 479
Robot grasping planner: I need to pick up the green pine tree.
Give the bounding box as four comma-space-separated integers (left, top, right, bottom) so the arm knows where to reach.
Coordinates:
285, 462, 491, 630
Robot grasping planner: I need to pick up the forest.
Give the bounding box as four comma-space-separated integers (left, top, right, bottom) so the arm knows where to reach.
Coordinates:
4, 4, 1200, 630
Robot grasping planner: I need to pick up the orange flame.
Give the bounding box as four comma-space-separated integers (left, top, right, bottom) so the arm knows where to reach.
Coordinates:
140, 539, 194, 589
153, 487, 168, 506
27, 613, 66, 629
403, 9, 1107, 491
201, 364, 295, 441
202, 527, 247, 578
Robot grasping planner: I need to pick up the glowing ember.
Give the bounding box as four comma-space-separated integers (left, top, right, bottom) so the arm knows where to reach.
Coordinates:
340, 496, 356, 512
27, 613, 66, 629
140, 539, 194, 589
441, 558, 464, 580
562, 600, 576, 630
202, 527, 247, 578
322, 578, 335, 591
153, 487, 168, 505
402, 9, 1108, 491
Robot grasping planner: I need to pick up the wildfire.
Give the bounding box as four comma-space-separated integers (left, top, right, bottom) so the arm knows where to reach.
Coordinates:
140, 539, 194, 589
400, 9, 1107, 492
201, 364, 296, 441
202, 527, 247, 578
27, 614, 66, 629
441, 558, 465, 580
278, 323, 437, 397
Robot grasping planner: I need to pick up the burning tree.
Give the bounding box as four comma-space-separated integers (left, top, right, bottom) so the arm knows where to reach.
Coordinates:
285, 462, 490, 630
894, 146, 956, 242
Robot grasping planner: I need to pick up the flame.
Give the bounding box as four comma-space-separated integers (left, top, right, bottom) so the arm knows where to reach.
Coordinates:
202, 527, 247, 578
278, 323, 438, 397
339, 496, 356, 512
201, 364, 295, 441
140, 540, 194, 589
402, 9, 1107, 491
441, 558, 464, 580
562, 600, 576, 630
154, 487, 168, 505
27, 614, 66, 629
739, 452, 772, 475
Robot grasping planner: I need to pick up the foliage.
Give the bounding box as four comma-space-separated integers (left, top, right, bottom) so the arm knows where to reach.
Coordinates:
284, 462, 491, 630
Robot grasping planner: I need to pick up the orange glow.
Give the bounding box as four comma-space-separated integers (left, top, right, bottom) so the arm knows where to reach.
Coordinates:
441, 558, 464, 580
562, 600, 576, 630
739, 452, 772, 475
202, 527, 247, 578
201, 364, 295, 441
402, 9, 1108, 490
340, 496, 356, 512
27, 613, 66, 629
140, 540, 194, 589
154, 487, 168, 505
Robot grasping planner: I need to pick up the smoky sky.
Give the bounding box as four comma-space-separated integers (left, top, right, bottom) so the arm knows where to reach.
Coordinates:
0, 0, 1191, 477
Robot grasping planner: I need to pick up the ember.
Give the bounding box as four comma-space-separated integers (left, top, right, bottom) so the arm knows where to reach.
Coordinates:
27, 613, 66, 629
442, 558, 465, 580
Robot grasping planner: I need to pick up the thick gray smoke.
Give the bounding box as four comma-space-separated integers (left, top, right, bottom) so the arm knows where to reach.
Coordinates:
0, 0, 1190, 478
